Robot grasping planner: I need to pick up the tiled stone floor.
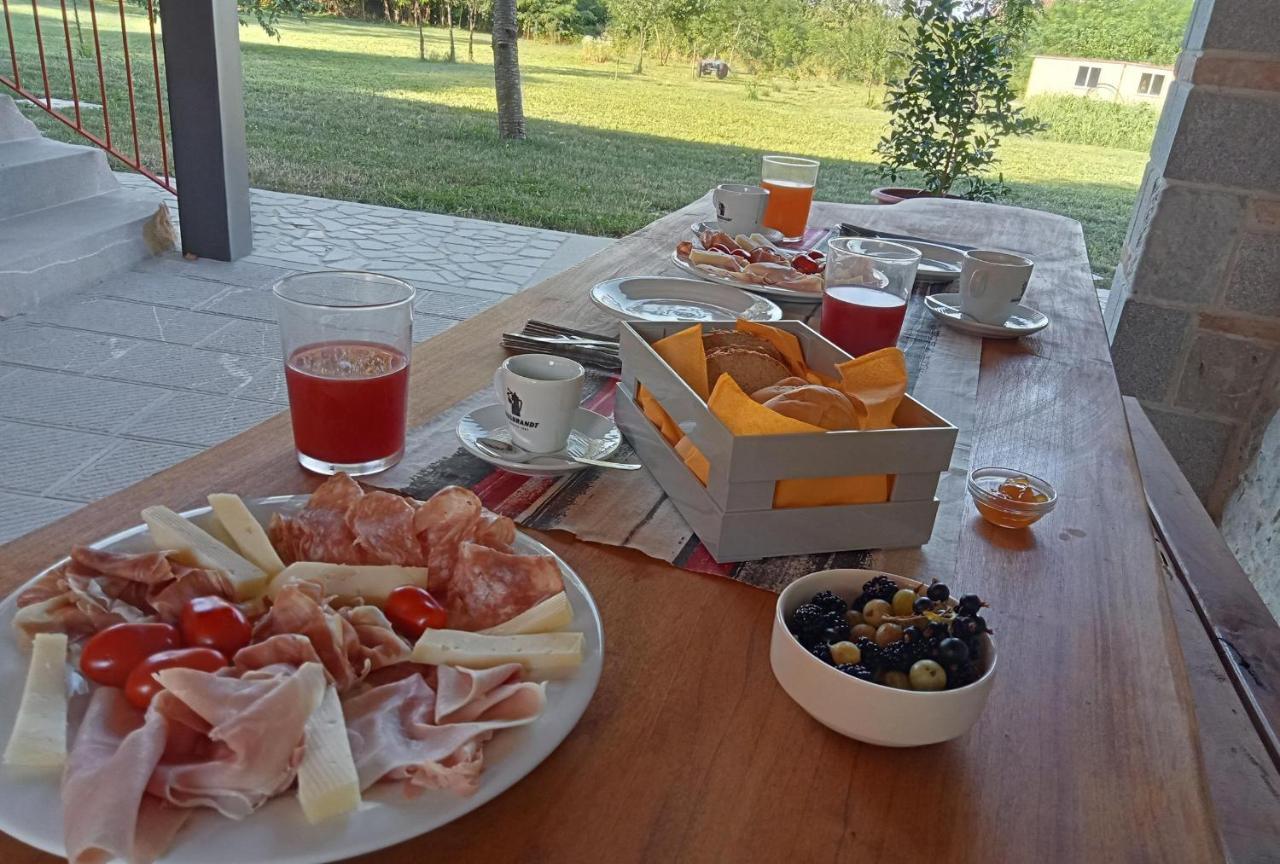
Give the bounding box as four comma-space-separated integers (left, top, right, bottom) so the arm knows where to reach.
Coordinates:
0, 178, 612, 544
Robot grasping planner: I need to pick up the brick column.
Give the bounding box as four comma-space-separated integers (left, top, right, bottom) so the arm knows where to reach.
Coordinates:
1107, 0, 1280, 514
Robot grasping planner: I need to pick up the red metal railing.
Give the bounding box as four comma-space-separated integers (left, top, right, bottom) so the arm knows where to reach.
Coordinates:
0, 0, 173, 193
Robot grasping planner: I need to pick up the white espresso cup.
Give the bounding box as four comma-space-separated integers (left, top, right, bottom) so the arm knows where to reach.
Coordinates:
712, 183, 770, 235
958, 250, 1034, 325
492, 354, 585, 453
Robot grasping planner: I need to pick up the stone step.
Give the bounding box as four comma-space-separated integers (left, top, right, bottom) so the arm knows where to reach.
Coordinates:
0, 95, 40, 143
0, 189, 160, 317
0, 137, 120, 220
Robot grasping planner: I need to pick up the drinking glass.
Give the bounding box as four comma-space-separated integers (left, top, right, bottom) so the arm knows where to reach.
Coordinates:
273, 271, 415, 476
760, 155, 819, 242
820, 238, 921, 357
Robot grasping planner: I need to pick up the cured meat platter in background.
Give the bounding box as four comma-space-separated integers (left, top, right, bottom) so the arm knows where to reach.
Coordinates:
0, 493, 604, 864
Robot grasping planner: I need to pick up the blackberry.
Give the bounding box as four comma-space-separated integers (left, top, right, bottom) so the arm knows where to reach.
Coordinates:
947, 661, 980, 689
809, 642, 833, 665
821, 616, 851, 643
855, 638, 882, 669
811, 590, 848, 617
790, 603, 826, 634
837, 663, 874, 682
861, 575, 899, 604
878, 641, 914, 672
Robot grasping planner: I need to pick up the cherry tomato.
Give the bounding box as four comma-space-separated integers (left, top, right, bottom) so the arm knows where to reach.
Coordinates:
125, 647, 227, 710
80, 622, 181, 687
808, 250, 825, 260
385, 586, 447, 640
791, 254, 821, 275
179, 596, 251, 659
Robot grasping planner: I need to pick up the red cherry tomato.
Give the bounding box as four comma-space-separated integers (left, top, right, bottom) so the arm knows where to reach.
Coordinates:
179, 596, 251, 659
80, 622, 181, 687
808, 250, 825, 260
385, 586, 447, 640
791, 254, 821, 275
124, 647, 227, 710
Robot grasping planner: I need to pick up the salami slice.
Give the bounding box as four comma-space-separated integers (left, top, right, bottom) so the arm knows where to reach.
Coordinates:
446, 542, 563, 631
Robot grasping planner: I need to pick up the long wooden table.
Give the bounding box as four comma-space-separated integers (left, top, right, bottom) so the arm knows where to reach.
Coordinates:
0, 197, 1225, 862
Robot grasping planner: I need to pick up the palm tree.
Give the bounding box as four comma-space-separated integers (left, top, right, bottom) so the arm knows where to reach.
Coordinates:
490, 0, 525, 139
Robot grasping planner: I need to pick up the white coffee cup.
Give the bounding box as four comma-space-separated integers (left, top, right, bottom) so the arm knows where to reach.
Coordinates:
958, 250, 1034, 325
712, 184, 770, 235
492, 354, 585, 453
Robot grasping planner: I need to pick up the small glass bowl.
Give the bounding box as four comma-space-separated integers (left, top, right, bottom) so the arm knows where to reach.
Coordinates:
967, 467, 1057, 529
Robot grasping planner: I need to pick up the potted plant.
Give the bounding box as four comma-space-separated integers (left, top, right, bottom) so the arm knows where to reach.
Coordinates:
873, 0, 1044, 204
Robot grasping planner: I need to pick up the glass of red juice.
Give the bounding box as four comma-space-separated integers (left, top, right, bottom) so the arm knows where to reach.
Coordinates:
820, 238, 921, 357
273, 272, 415, 476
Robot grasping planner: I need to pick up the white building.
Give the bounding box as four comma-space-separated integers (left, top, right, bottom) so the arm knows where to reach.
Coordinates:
1025, 55, 1174, 106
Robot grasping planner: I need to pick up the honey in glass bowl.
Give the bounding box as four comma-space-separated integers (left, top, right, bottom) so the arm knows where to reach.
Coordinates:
967, 467, 1057, 529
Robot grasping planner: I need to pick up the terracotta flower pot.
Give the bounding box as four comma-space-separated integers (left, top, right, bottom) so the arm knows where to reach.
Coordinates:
870, 187, 963, 205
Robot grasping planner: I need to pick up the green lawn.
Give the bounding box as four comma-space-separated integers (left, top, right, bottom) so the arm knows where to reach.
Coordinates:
7, 8, 1146, 279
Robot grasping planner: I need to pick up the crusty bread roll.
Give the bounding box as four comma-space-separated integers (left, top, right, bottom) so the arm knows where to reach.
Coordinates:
750, 377, 811, 403
703, 329, 785, 363
762, 384, 859, 431
705, 347, 790, 397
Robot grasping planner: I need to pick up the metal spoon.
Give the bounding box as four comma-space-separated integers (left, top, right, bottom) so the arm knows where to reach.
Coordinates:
476, 437, 642, 471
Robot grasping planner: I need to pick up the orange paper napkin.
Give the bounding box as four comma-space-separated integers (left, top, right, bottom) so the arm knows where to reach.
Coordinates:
633, 322, 909, 508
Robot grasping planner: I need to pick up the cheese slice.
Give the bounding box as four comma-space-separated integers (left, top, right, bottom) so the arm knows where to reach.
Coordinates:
481, 592, 573, 635
208, 493, 286, 575
297, 685, 361, 823
143, 505, 268, 599
267, 562, 428, 604
411, 629, 584, 673
3, 633, 68, 769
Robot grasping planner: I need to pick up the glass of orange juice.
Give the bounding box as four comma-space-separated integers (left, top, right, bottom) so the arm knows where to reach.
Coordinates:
761, 155, 819, 242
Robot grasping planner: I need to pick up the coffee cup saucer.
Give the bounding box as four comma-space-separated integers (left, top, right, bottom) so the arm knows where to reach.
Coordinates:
924, 292, 1049, 339
456, 404, 623, 477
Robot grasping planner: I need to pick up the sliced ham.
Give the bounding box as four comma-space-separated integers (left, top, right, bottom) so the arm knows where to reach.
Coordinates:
446, 542, 563, 631
147, 662, 326, 818
342, 663, 545, 797
340, 605, 412, 673
147, 565, 235, 623
232, 633, 324, 673
251, 582, 362, 689
63, 688, 190, 864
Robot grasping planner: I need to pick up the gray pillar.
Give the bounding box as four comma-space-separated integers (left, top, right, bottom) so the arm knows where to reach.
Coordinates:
158, 0, 252, 261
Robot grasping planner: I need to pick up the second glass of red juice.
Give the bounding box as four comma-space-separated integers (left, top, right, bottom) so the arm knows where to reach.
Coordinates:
273, 271, 415, 476
820, 238, 921, 357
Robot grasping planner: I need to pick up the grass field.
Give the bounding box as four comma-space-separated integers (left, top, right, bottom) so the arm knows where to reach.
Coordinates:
6, 8, 1147, 278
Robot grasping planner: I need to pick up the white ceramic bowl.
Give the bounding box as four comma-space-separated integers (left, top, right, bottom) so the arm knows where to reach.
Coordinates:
770, 568, 997, 747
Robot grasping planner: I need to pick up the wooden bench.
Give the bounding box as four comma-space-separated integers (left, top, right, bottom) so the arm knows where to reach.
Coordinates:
1125, 397, 1280, 861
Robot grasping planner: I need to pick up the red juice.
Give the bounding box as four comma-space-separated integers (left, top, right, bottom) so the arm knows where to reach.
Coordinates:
820, 284, 908, 357
284, 341, 409, 465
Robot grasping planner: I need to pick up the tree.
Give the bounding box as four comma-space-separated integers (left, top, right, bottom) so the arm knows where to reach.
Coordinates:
606, 0, 676, 72
467, 0, 491, 60
447, 0, 457, 61
876, 0, 1045, 199
491, 0, 526, 138
1034, 0, 1191, 65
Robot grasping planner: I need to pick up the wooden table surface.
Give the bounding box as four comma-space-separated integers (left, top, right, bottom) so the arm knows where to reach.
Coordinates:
0, 197, 1224, 863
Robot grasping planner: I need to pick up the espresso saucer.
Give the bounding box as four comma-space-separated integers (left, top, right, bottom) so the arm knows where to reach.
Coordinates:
924, 293, 1049, 339
456, 404, 623, 477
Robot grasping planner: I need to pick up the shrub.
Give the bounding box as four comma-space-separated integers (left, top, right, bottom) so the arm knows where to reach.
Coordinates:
1024, 94, 1160, 151
580, 34, 615, 62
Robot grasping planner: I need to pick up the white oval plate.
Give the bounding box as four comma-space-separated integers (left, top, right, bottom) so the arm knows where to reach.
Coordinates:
890, 240, 965, 284
690, 220, 785, 245
591, 276, 782, 323
0, 496, 604, 864
670, 252, 823, 304
458, 405, 622, 477
924, 292, 1049, 339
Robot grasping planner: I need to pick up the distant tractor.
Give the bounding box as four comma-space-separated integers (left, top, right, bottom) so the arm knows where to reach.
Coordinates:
696, 59, 730, 79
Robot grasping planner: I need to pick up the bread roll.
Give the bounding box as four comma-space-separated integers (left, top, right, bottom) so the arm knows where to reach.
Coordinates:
703, 330, 785, 363
762, 384, 859, 431
750, 377, 811, 403
705, 347, 790, 397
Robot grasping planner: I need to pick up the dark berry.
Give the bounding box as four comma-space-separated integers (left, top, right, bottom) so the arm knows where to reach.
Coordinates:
953, 616, 979, 638
790, 603, 826, 633
822, 617, 851, 643
913, 596, 934, 614
809, 643, 833, 664
948, 661, 980, 689
837, 663, 874, 681
972, 616, 988, 635
938, 637, 970, 666
927, 583, 950, 602
861, 575, 898, 604
811, 590, 847, 617
856, 638, 882, 668
878, 641, 913, 672
957, 594, 982, 616
902, 625, 922, 643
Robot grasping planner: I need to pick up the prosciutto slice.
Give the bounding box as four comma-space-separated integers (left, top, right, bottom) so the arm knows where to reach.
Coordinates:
63, 689, 190, 864
446, 542, 563, 631
147, 662, 326, 818
342, 663, 545, 796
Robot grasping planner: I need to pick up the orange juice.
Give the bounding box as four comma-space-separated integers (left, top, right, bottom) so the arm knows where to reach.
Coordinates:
761, 180, 814, 239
